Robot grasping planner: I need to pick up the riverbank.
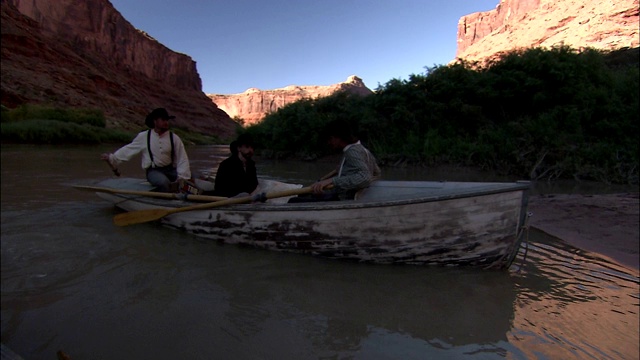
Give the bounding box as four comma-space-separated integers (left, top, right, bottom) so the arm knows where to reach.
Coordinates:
528, 193, 639, 271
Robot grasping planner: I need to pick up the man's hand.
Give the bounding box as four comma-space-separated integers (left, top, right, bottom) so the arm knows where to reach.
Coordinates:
311, 178, 333, 194
101, 153, 120, 176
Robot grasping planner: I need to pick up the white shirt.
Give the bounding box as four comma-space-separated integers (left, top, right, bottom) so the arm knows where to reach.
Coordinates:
109, 129, 191, 179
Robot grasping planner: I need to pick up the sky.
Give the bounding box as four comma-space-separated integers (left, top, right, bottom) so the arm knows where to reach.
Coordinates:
109, 0, 498, 94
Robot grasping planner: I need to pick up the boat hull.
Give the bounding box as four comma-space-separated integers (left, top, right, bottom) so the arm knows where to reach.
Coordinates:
95, 179, 530, 268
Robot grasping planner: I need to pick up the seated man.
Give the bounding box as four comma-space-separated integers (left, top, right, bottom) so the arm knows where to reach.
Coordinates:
210, 134, 259, 197
290, 120, 381, 202
101, 108, 192, 192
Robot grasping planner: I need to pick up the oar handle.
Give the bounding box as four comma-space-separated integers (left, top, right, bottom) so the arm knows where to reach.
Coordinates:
169, 186, 315, 214
319, 169, 338, 181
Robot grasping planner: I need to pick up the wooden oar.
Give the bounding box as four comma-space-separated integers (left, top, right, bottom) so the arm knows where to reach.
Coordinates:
73, 185, 227, 202
319, 169, 338, 180
113, 186, 318, 227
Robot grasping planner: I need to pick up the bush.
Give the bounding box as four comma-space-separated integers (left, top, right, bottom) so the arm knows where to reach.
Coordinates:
1, 120, 131, 144
1, 104, 106, 127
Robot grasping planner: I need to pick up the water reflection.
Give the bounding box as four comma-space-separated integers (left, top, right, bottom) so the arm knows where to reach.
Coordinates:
210, 255, 517, 352
509, 229, 639, 360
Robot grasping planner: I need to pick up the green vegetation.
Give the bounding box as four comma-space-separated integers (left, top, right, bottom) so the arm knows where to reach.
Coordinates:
244, 46, 639, 184
0, 104, 131, 144
1, 103, 106, 127
0, 104, 222, 145
0, 119, 134, 144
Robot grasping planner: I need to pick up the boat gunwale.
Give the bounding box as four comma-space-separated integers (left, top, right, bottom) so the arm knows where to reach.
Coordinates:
100, 181, 531, 213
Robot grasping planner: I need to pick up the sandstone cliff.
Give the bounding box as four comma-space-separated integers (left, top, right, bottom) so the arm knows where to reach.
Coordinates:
456, 0, 639, 62
1, 0, 237, 139
207, 76, 373, 126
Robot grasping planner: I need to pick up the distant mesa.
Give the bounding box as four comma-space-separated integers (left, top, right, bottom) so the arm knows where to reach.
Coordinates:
208, 76, 373, 126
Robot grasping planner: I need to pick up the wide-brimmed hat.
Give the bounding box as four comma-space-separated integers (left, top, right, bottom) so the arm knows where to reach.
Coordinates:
145, 108, 175, 128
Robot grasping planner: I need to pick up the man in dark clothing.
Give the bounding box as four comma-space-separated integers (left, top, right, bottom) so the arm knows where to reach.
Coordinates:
212, 134, 259, 197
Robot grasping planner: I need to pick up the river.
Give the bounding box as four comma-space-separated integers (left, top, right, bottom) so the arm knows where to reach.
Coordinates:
1, 144, 638, 360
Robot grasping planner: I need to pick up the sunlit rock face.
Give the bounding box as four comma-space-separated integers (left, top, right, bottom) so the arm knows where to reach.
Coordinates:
1, 0, 237, 138
456, 0, 639, 62
207, 76, 373, 126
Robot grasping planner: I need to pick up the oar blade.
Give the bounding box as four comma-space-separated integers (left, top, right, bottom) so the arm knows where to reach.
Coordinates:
113, 208, 171, 227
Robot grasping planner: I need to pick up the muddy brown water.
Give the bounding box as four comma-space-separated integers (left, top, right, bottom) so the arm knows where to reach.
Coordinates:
1, 144, 638, 359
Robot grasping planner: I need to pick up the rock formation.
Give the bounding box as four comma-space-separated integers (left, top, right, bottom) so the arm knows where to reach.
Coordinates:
207, 76, 373, 126
456, 0, 639, 62
1, 0, 237, 139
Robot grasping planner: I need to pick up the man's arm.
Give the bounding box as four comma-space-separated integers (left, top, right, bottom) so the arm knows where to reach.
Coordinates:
102, 132, 146, 166
332, 148, 372, 191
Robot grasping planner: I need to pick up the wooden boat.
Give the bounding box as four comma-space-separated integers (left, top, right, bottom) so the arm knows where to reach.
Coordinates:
87, 177, 531, 269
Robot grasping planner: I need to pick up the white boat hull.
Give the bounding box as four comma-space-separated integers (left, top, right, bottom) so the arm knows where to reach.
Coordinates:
95, 179, 530, 268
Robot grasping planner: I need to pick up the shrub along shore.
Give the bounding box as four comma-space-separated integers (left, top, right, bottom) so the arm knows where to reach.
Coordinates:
2, 46, 638, 185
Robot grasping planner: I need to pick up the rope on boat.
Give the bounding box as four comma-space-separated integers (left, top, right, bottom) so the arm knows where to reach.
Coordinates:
515, 211, 533, 272
487, 210, 532, 271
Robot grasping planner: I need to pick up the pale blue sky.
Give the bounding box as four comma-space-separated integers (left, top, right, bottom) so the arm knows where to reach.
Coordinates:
109, 0, 498, 94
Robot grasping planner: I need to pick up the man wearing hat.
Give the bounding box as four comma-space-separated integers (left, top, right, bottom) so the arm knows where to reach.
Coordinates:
100, 108, 192, 192
209, 133, 258, 197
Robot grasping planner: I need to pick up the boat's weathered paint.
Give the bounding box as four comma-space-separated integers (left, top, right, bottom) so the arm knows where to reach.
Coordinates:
94, 179, 530, 268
